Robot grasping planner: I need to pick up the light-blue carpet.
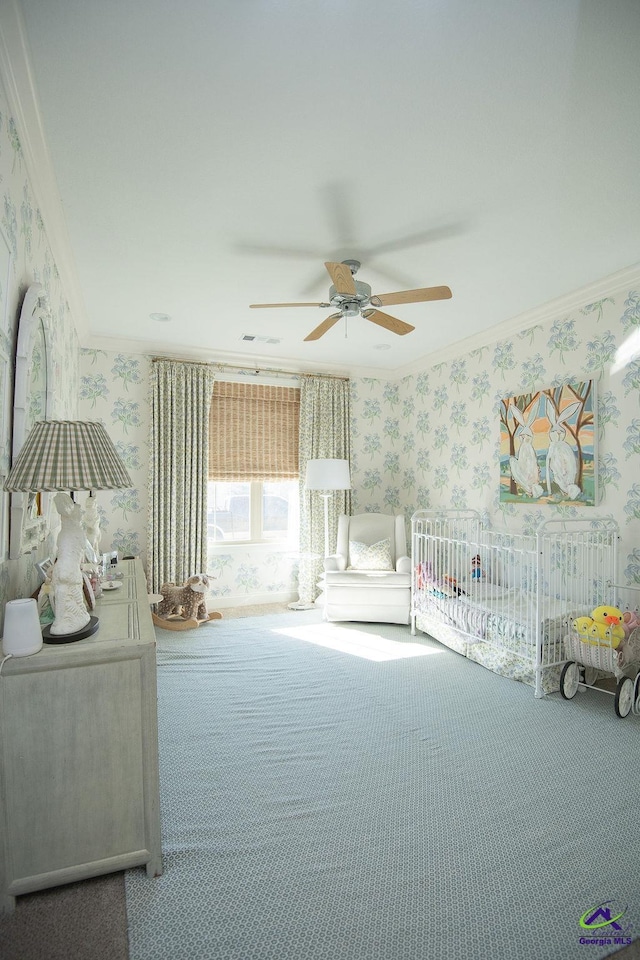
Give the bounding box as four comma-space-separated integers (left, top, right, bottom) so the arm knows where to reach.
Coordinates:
125, 611, 640, 960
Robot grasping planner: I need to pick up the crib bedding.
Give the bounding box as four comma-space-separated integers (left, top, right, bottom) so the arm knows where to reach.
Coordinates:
414, 607, 564, 692
413, 584, 572, 691
414, 582, 571, 653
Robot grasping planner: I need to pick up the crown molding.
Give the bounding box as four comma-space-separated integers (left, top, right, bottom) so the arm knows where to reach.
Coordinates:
394, 261, 640, 380
81, 258, 640, 384
80, 333, 398, 381
0, 0, 89, 339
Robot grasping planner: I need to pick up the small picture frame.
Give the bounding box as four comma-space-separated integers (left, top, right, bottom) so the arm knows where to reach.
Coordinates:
35, 556, 53, 582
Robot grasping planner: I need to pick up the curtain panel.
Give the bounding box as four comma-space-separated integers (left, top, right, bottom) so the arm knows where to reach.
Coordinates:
298, 376, 352, 605
209, 381, 300, 481
148, 359, 216, 593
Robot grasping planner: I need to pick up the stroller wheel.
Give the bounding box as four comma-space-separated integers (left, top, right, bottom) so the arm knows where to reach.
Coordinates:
614, 677, 634, 718
560, 661, 580, 700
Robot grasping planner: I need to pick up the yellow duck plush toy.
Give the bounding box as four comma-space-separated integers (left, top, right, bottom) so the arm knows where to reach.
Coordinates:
573, 616, 594, 641
587, 621, 619, 647
589, 605, 624, 648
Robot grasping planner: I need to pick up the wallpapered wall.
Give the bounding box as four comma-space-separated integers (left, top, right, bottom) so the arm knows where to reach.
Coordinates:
0, 82, 80, 629
77, 350, 151, 567
349, 277, 640, 583
77, 354, 301, 606
78, 270, 640, 610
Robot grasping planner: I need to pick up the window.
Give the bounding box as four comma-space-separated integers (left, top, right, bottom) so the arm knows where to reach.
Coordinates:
208, 380, 300, 544
207, 479, 299, 543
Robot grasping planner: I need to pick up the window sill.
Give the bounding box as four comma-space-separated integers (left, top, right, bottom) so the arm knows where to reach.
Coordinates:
208, 539, 297, 550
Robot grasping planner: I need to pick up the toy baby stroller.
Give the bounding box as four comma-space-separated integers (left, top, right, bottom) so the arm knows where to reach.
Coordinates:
560, 590, 640, 718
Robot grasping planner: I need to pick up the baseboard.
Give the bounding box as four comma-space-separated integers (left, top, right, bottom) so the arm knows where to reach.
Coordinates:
211, 592, 298, 610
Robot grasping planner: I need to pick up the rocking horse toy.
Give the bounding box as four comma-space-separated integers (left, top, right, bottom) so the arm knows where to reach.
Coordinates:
151, 573, 222, 631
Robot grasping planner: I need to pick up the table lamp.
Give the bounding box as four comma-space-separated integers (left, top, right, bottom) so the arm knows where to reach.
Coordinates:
305, 458, 351, 558
4, 420, 133, 643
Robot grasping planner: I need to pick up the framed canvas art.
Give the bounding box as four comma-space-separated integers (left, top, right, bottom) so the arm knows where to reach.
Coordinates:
499, 380, 597, 506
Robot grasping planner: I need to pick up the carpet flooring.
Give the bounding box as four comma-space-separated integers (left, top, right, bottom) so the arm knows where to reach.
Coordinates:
0, 603, 288, 960
125, 612, 640, 960
3, 608, 640, 960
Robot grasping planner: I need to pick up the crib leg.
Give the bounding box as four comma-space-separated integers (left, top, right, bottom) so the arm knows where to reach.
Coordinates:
534, 667, 544, 698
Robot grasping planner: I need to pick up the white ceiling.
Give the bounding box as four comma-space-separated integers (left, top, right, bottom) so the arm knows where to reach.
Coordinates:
4, 0, 640, 377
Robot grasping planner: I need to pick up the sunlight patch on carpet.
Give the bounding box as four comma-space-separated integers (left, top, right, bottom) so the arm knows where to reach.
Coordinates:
272, 622, 445, 660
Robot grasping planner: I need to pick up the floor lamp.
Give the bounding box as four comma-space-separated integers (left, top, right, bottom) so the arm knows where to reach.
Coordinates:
305, 458, 351, 559
4, 420, 133, 643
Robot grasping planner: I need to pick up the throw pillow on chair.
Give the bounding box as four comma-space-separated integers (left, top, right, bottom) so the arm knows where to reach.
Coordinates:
348, 538, 393, 571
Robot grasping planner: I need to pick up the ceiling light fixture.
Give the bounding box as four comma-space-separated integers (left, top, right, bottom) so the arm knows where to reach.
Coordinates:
149, 312, 171, 322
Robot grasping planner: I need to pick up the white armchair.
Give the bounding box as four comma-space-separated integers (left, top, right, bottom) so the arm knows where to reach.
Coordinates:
323, 513, 411, 624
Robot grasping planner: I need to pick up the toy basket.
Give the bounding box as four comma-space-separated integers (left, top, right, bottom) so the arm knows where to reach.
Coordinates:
562, 626, 640, 718
563, 630, 621, 678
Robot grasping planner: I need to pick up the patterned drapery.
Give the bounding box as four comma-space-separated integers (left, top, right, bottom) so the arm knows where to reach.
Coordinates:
298, 376, 352, 604
148, 359, 216, 593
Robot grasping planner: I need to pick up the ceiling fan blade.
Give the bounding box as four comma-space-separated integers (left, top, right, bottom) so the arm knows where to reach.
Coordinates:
324, 261, 356, 296
304, 313, 342, 341
361, 222, 466, 258
320, 180, 357, 248
362, 309, 415, 336
373, 286, 452, 307
237, 242, 324, 260
249, 301, 329, 309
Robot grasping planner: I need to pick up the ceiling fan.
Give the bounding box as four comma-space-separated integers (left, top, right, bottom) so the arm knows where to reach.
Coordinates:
249, 260, 452, 341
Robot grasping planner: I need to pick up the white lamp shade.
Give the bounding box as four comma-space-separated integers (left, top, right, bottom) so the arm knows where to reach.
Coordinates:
2, 598, 43, 657
305, 459, 351, 491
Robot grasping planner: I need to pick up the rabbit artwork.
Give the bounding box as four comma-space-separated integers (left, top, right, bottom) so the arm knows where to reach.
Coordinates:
509, 405, 544, 499
545, 398, 582, 500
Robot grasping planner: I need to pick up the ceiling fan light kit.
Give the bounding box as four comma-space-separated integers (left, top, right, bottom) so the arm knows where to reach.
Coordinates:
249, 259, 452, 341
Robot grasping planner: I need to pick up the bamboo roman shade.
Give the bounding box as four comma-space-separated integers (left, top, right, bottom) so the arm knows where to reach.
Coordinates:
208, 381, 300, 481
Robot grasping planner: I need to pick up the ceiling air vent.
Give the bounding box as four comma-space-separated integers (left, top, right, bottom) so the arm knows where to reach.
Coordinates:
241, 335, 282, 345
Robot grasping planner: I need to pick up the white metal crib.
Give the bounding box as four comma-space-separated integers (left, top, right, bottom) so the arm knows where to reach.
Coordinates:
411, 509, 620, 697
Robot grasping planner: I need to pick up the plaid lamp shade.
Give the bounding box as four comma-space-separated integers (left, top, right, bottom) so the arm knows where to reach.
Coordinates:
4, 420, 133, 492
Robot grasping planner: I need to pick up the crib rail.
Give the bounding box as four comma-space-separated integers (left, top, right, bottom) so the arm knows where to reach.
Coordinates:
411, 510, 619, 698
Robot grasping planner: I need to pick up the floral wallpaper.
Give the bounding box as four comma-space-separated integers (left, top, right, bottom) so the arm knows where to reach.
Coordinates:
78, 274, 640, 609
349, 277, 640, 584
78, 349, 150, 566
0, 81, 80, 630
77, 353, 301, 606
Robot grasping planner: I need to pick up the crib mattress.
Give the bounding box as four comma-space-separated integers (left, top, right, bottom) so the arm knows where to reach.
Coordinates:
413, 583, 572, 692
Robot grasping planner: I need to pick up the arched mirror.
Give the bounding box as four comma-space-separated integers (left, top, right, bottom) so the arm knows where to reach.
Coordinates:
9, 283, 53, 559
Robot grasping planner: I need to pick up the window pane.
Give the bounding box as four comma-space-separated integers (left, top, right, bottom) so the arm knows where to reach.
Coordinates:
262, 481, 298, 541
208, 479, 298, 544
207, 481, 251, 541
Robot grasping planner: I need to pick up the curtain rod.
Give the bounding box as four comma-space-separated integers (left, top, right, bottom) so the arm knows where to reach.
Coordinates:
150, 356, 349, 381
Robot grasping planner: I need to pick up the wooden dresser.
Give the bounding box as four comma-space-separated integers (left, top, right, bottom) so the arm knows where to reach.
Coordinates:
0, 558, 162, 913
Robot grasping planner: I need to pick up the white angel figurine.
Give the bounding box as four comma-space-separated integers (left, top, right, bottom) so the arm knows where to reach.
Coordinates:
545, 398, 582, 500
509, 404, 543, 499
50, 492, 91, 635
